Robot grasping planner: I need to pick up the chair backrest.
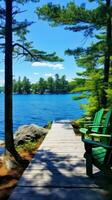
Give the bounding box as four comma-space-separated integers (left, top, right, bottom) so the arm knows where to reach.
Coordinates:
104, 133, 112, 166
102, 109, 112, 135
92, 111, 99, 125
91, 108, 104, 133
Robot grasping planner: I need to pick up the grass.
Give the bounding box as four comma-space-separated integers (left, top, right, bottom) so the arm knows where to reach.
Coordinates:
16, 141, 38, 153
16, 136, 45, 155
44, 121, 52, 129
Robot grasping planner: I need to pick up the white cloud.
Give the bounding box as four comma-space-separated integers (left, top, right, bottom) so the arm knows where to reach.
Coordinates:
32, 62, 64, 70
44, 73, 54, 77
33, 72, 39, 75
0, 69, 4, 73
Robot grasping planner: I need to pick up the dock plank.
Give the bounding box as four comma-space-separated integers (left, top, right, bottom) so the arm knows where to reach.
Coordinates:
9, 122, 108, 200
9, 187, 106, 200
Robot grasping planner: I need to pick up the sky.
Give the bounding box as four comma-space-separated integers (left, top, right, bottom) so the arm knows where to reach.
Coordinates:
0, 0, 97, 86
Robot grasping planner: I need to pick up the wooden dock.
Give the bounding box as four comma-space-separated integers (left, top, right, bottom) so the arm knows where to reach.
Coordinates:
9, 121, 108, 200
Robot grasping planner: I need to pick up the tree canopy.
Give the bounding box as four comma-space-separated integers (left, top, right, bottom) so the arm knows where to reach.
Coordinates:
37, 0, 112, 115
13, 74, 70, 94
0, 0, 63, 166
0, 0, 63, 62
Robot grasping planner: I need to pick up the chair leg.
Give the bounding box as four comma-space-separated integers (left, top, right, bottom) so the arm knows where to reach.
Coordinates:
86, 153, 93, 177
84, 143, 93, 176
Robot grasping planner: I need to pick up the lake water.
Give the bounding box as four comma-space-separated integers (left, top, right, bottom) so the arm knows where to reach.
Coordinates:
0, 93, 86, 140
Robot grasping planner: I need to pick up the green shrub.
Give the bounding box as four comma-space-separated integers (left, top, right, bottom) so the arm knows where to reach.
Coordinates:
16, 141, 37, 153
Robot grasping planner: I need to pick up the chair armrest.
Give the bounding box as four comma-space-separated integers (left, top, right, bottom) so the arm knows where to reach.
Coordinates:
83, 138, 112, 149
84, 123, 94, 127
90, 134, 111, 138
88, 125, 104, 128
81, 132, 89, 135
84, 120, 93, 123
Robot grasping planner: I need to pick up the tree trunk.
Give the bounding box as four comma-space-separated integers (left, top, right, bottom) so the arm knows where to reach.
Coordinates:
5, 0, 29, 167
5, 0, 14, 154
101, 0, 111, 107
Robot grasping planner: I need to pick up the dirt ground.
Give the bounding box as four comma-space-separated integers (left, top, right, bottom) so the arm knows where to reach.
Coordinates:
0, 139, 43, 200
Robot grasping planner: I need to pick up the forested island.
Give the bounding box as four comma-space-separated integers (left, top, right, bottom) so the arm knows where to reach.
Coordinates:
0, 87, 3, 93
0, 74, 85, 95
11, 74, 74, 94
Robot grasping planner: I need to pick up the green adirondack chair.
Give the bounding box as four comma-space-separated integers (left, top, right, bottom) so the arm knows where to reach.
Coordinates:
83, 134, 112, 176
82, 109, 112, 143
84, 110, 99, 126
80, 108, 104, 135
90, 109, 112, 142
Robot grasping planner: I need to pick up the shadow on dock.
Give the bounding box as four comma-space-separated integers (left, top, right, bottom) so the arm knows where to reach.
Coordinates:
9, 149, 112, 200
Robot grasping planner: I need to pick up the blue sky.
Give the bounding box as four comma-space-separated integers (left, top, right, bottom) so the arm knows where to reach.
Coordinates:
0, 0, 97, 86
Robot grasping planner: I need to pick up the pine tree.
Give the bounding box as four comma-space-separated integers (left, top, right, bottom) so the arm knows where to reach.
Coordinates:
37, 0, 112, 109
38, 78, 46, 94
0, 0, 63, 167
54, 74, 61, 93
22, 76, 31, 94
15, 77, 23, 94
47, 77, 54, 93
66, 33, 105, 115
60, 75, 69, 93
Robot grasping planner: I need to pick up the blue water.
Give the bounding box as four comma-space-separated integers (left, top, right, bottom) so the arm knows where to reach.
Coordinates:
0, 93, 86, 140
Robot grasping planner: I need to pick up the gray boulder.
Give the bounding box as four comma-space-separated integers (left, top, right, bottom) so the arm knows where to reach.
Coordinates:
14, 124, 48, 146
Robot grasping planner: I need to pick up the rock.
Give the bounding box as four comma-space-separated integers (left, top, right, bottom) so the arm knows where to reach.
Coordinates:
14, 124, 48, 146
5, 158, 18, 170
0, 140, 5, 156
0, 140, 4, 146
3, 151, 20, 170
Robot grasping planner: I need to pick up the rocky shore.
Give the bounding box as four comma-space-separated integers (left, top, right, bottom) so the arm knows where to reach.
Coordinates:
0, 140, 4, 155
0, 140, 4, 145
0, 124, 48, 156
0, 124, 49, 200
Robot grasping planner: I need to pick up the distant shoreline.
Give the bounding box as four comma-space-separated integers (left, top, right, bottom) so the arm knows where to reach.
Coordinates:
0, 92, 75, 95
0, 93, 85, 143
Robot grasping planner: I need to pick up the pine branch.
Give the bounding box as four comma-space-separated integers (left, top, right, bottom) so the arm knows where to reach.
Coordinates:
13, 42, 40, 61
12, 9, 27, 16
65, 24, 97, 32
13, 43, 63, 62
12, 20, 33, 31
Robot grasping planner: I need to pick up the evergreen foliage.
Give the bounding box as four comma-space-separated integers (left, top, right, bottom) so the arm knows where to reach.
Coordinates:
0, 0, 63, 166
0, 0, 63, 62
13, 74, 70, 94
37, 0, 112, 115
0, 86, 4, 92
